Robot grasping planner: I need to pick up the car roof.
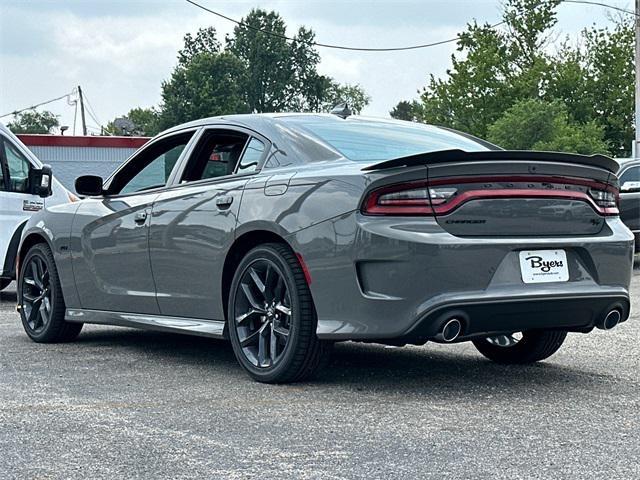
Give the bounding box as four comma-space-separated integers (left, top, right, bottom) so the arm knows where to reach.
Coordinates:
157, 113, 500, 152
158, 113, 406, 133
615, 158, 640, 171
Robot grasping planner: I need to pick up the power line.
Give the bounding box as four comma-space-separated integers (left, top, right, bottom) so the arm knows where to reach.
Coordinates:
82, 91, 103, 128
561, 0, 637, 16
185, 0, 506, 52
0, 90, 76, 118
184, 0, 638, 53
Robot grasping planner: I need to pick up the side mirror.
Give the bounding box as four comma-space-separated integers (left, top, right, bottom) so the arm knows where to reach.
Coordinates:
30, 164, 53, 198
621, 181, 640, 193
75, 175, 104, 196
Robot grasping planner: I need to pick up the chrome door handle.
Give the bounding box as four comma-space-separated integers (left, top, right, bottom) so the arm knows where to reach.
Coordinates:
134, 211, 147, 224
216, 196, 234, 209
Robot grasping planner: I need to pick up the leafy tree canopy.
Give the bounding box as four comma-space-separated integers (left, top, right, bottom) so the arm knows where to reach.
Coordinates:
487, 98, 609, 154
110, 10, 370, 133
322, 83, 371, 115
159, 51, 249, 129
391, 0, 633, 156
7, 110, 59, 134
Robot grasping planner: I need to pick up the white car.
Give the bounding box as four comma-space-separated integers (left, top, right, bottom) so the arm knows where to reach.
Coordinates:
0, 122, 75, 291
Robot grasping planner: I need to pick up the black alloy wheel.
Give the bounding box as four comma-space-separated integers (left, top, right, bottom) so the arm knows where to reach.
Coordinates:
234, 257, 292, 368
21, 253, 52, 334
228, 243, 331, 383
18, 243, 83, 343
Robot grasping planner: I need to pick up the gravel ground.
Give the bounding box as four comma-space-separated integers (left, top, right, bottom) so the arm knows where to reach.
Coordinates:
0, 264, 638, 479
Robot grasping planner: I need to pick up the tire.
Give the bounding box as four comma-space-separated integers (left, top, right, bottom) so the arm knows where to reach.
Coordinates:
227, 243, 331, 383
472, 330, 567, 364
18, 243, 83, 343
0, 278, 10, 291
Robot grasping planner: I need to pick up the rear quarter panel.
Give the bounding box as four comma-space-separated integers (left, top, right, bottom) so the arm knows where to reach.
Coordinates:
236, 163, 366, 237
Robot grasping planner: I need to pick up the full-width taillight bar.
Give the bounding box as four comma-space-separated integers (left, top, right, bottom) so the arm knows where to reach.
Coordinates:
362, 176, 619, 217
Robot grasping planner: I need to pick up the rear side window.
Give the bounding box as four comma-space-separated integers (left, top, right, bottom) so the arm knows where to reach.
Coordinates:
236, 138, 265, 174
280, 116, 489, 161
181, 130, 265, 183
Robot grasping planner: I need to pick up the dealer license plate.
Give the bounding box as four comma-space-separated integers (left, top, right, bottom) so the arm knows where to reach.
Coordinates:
519, 249, 569, 284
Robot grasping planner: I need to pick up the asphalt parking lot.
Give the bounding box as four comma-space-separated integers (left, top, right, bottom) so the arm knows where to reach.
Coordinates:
1, 265, 638, 480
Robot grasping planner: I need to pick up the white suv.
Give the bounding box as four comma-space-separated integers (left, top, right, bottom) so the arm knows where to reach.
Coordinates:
0, 123, 75, 291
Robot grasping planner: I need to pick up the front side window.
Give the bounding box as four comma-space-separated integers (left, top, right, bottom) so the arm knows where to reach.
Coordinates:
3, 139, 31, 193
109, 132, 193, 195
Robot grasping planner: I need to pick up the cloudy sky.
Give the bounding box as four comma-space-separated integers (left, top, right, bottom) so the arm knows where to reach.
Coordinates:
0, 0, 633, 134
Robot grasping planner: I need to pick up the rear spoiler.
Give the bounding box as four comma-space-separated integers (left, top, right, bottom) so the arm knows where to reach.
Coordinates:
362, 149, 619, 174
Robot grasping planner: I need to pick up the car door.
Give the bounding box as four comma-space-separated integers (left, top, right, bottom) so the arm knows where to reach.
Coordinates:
149, 127, 268, 320
619, 163, 640, 233
0, 135, 45, 277
72, 130, 197, 314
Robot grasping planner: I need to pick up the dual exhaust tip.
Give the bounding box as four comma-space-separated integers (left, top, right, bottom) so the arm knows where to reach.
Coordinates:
436, 308, 622, 341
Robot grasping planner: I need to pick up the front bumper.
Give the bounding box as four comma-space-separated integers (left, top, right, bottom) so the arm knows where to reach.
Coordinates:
291, 213, 634, 342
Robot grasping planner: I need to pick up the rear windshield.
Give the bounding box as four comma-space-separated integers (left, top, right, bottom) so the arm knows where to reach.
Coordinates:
279, 116, 491, 161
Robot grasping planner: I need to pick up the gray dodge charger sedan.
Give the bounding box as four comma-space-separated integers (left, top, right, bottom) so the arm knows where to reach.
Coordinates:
16, 113, 635, 383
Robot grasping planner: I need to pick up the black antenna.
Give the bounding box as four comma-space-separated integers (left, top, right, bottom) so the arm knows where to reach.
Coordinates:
330, 103, 352, 119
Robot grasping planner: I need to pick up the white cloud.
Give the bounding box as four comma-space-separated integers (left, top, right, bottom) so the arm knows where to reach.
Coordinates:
0, 0, 626, 131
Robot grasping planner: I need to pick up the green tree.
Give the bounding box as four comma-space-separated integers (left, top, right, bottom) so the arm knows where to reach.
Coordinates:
226, 9, 319, 112
177, 27, 221, 66
413, 0, 559, 137
393, 0, 634, 156
7, 110, 59, 134
159, 52, 249, 128
487, 98, 609, 154
226, 9, 369, 113
134, 9, 371, 129
322, 83, 371, 114
390, 100, 423, 121
582, 21, 634, 155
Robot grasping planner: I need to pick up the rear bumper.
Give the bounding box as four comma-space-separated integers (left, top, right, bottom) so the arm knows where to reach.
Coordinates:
291, 213, 634, 341
402, 291, 629, 344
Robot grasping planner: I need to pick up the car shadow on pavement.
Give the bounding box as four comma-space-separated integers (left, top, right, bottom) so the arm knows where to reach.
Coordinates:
316, 342, 614, 396
0, 290, 17, 303
73, 327, 614, 397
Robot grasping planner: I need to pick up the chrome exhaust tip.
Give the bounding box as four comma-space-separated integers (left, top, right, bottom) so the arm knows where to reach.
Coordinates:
439, 318, 462, 342
598, 309, 621, 330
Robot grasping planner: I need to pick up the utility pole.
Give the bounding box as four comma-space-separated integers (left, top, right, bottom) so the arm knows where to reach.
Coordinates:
632, 0, 640, 158
77, 85, 87, 136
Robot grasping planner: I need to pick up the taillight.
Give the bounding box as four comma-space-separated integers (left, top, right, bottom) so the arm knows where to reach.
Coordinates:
363, 176, 620, 217
364, 182, 457, 215
588, 188, 617, 209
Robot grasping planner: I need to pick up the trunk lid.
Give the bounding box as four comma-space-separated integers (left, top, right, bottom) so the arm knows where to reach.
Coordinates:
364, 150, 618, 237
